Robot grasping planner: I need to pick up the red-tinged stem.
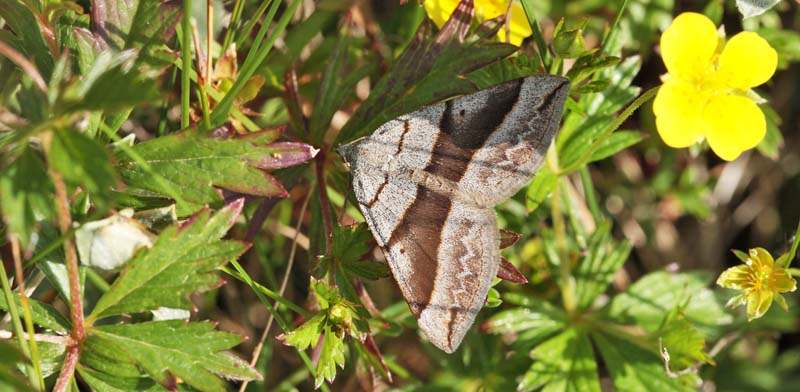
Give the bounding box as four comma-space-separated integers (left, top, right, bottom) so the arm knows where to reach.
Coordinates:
53, 345, 80, 392
50, 169, 84, 391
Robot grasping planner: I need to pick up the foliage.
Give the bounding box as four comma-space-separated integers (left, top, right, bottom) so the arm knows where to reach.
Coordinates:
1, 0, 799, 391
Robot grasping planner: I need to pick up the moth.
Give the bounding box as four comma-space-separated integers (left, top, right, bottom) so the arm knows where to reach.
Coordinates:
338, 75, 569, 353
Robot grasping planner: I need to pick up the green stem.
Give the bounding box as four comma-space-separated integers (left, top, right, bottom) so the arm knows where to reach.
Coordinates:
235, 0, 275, 51
599, 0, 629, 56
180, 0, 193, 129
579, 166, 602, 225
561, 85, 659, 173
222, 261, 328, 391
520, 0, 551, 70
780, 221, 800, 268
198, 84, 212, 130
221, 0, 245, 53
213, 0, 300, 125
546, 145, 576, 315
0, 256, 32, 375
221, 262, 312, 319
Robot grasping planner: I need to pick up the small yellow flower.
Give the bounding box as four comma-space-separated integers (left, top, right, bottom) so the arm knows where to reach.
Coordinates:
717, 248, 796, 321
653, 12, 778, 161
423, 0, 533, 46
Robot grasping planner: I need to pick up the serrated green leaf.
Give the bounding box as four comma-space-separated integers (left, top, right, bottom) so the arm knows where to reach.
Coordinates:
588, 130, 643, 163
0, 146, 53, 247
89, 201, 247, 320
0, 292, 70, 333
655, 306, 713, 371
574, 223, 632, 310
757, 28, 800, 70
50, 129, 118, 212
282, 313, 326, 350
525, 168, 556, 213
85, 320, 259, 391
519, 328, 600, 392
115, 129, 315, 215
593, 332, 694, 392
335, 11, 517, 145
607, 271, 732, 333
467, 53, 541, 89
332, 224, 372, 266
315, 327, 346, 388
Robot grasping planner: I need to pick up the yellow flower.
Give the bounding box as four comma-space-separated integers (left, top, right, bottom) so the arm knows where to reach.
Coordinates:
717, 248, 796, 321
653, 12, 778, 161
423, 0, 533, 46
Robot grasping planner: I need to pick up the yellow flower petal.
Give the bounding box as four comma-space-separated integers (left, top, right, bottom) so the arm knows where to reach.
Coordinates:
496, 2, 532, 46
424, 0, 460, 28
476, 0, 510, 19
653, 78, 704, 147
772, 269, 797, 293
750, 247, 774, 268
717, 31, 778, 90
703, 94, 766, 161
717, 265, 753, 289
660, 12, 719, 81
746, 289, 773, 320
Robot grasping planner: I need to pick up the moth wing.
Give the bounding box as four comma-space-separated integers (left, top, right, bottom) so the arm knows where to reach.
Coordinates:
388, 198, 499, 354
456, 75, 569, 203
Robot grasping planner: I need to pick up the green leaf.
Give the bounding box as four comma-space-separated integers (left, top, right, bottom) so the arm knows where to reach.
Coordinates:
525, 167, 556, 213
78, 366, 161, 392
0, 292, 70, 333
485, 301, 566, 347
84, 320, 259, 391
49, 129, 119, 212
0, 0, 54, 79
0, 146, 53, 247
552, 19, 588, 59
757, 28, 800, 70
574, 223, 632, 310
0, 341, 32, 391
282, 313, 326, 350
607, 271, 732, 333
655, 306, 713, 371
315, 327, 346, 388
115, 129, 316, 215
518, 328, 600, 392
593, 332, 694, 392
88, 201, 248, 320
308, 31, 375, 145
588, 130, 644, 163
467, 53, 541, 89
60, 50, 161, 112
343, 261, 391, 280
332, 224, 372, 265
335, 10, 517, 145
757, 105, 782, 160
92, 0, 181, 51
